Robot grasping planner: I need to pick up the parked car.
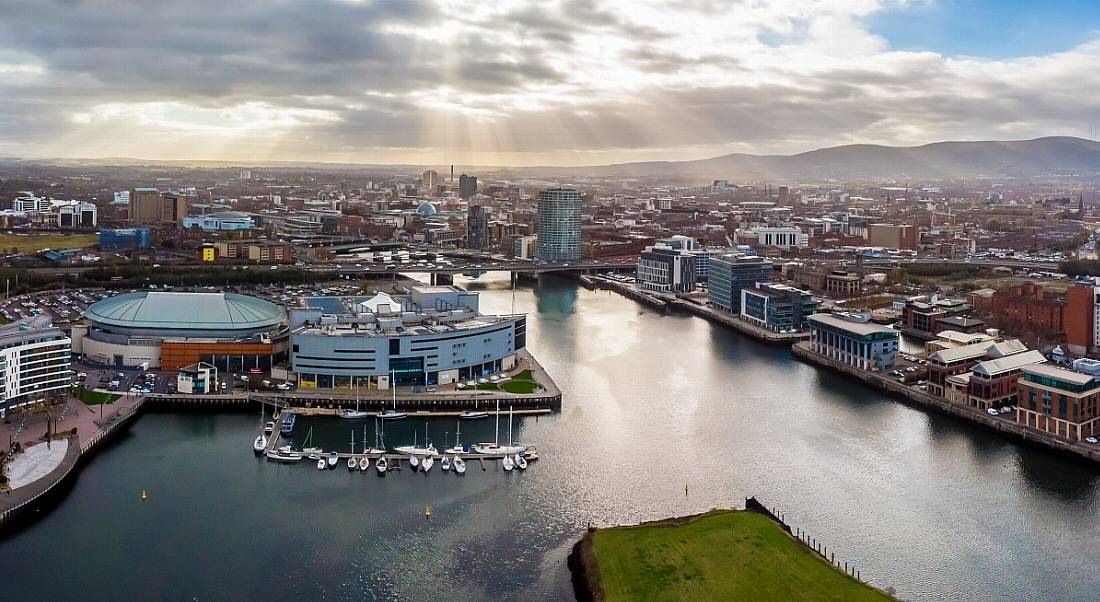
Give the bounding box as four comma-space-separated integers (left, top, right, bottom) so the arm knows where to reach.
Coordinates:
1086, 436, 1098, 444
986, 408, 999, 415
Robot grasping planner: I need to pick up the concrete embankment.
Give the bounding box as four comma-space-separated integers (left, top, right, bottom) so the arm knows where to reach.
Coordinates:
792, 342, 1100, 465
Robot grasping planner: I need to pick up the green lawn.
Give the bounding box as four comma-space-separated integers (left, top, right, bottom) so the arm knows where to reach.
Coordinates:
474, 369, 542, 394
0, 233, 99, 254
76, 388, 122, 405
588, 510, 893, 602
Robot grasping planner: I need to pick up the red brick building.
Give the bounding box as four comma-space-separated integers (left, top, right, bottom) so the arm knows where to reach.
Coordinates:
1016, 364, 1100, 441
990, 283, 1064, 342
1065, 283, 1096, 355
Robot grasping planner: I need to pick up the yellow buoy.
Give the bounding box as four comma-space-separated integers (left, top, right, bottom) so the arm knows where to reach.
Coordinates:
140, 489, 148, 501
683, 483, 688, 497
424, 506, 432, 519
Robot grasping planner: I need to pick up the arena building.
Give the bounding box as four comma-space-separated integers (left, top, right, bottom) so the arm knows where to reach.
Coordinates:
289, 286, 525, 389
74, 292, 288, 370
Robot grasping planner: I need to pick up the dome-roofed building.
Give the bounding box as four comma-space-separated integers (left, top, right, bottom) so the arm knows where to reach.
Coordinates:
76, 291, 289, 370
416, 201, 438, 216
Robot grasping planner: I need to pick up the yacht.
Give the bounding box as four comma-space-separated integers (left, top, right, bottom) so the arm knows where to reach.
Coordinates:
459, 410, 488, 420
453, 456, 466, 474
358, 456, 370, 471
266, 447, 302, 463
514, 453, 527, 470
379, 370, 407, 419
263, 421, 275, 435
327, 451, 339, 467
441, 456, 451, 471
421, 454, 434, 472
316, 458, 327, 470
409, 455, 420, 471
474, 404, 526, 455
502, 454, 514, 471
376, 455, 389, 474
338, 408, 370, 419
253, 434, 267, 454
280, 412, 296, 435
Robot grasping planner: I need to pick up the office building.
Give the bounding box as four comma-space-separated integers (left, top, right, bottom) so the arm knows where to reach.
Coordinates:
638, 245, 696, 293
657, 235, 697, 251
1064, 280, 1098, 356
535, 187, 581, 262
735, 226, 807, 250
740, 282, 818, 333
99, 227, 151, 251
1016, 363, 1100, 441
690, 248, 720, 283
965, 350, 1047, 410
58, 202, 97, 228
807, 313, 898, 370
289, 287, 525, 388
466, 205, 489, 250
708, 253, 773, 313
177, 362, 218, 394
0, 316, 72, 417
12, 195, 49, 213
514, 235, 538, 260
867, 223, 917, 251
927, 339, 1027, 398
129, 187, 161, 225
160, 191, 187, 225
459, 174, 477, 199
182, 212, 255, 231
421, 170, 441, 190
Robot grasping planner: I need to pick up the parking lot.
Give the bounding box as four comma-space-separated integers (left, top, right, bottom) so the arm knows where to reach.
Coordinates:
1, 288, 117, 325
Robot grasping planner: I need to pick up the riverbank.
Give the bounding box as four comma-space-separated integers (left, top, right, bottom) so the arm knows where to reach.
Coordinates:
592, 276, 808, 345
792, 342, 1100, 465
569, 502, 894, 602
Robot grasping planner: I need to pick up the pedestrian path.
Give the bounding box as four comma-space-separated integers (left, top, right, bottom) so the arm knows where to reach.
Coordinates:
5, 439, 68, 489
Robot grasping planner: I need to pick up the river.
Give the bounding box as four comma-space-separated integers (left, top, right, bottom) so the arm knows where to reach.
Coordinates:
2, 274, 1099, 601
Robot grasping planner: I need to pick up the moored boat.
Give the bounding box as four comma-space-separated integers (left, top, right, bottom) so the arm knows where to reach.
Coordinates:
502, 454, 514, 471
515, 453, 527, 470
376, 455, 389, 474
453, 456, 466, 474
441, 456, 451, 471
459, 410, 488, 420
266, 448, 302, 463
409, 455, 420, 471
253, 434, 267, 454
316, 458, 327, 470
359, 456, 370, 471
422, 454, 434, 472
327, 451, 339, 467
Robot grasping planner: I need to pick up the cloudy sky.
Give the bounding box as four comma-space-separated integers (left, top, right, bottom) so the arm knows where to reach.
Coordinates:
2, 0, 1099, 166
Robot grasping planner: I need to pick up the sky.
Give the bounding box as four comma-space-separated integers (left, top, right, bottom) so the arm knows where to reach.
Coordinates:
1, 0, 1099, 167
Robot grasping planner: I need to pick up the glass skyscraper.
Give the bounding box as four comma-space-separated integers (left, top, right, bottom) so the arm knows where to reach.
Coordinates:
536, 187, 581, 262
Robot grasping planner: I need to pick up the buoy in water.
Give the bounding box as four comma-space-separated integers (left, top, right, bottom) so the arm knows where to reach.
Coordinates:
683, 483, 688, 497
140, 489, 148, 501
424, 506, 432, 519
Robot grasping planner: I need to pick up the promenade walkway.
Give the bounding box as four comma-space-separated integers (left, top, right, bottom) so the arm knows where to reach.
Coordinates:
6, 439, 67, 489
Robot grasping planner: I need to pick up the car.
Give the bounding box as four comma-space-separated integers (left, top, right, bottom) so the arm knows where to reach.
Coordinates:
1086, 437, 1098, 444
906, 367, 916, 373
986, 408, 999, 415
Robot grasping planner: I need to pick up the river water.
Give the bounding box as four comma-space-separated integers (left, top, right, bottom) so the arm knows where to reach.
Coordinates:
3, 275, 1099, 601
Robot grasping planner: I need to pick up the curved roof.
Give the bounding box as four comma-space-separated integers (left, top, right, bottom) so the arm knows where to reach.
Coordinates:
416, 201, 437, 216
86, 292, 285, 332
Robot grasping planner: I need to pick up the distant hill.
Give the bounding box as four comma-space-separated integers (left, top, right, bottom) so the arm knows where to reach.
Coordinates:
527, 136, 1100, 181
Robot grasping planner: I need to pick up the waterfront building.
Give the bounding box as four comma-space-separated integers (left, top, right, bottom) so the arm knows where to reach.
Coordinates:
75, 292, 288, 370
99, 227, 151, 251
990, 282, 1065, 342
965, 350, 1047, 410
535, 188, 581, 262
735, 226, 808, 250
637, 244, 696, 293
708, 253, 773, 313
740, 282, 818, 333
289, 286, 525, 389
927, 339, 1026, 397
656, 235, 697, 251
1016, 363, 1100, 440
0, 316, 71, 418
513, 235, 538, 260
466, 205, 489, 250
177, 362, 217, 394
689, 248, 720, 282
901, 298, 971, 338
1064, 280, 1099, 356
807, 313, 898, 370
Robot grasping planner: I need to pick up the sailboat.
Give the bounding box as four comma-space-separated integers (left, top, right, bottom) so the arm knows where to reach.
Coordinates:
453, 456, 466, 474
327, 451, 339, 467
474, 402, 526, 455
376, 454, 388, 474
302, 426, 322, 457
441, 456, 451, 471
445, 421, 468, 454
422, 453, 434, 472
459, 410, 488, 420
347, 430, 358, 470
394, 423, 438, 457
339, 377, 370, 419
378, 370, 407, 420
514, 453, 527, 470
253, 433, 267, 454
364, 421, 385, 455
502, 454, 514, 471
358, 455, 370, 471
409, 454, 420, 470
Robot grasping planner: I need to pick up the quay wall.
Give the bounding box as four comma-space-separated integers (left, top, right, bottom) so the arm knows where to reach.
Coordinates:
792, 342, 1100, 465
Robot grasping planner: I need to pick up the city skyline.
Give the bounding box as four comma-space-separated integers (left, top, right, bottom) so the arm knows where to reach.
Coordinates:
2, 0, 1100, 166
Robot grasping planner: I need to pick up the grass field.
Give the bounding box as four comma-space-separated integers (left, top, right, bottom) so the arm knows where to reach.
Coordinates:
587, 510, 893, 602
0, 233, 99, 254
474, 369, 542, 394
76, 388, 122, 406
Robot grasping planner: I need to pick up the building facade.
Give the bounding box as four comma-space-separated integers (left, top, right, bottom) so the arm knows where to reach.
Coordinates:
740, 282, 818, 332
290, 287, 524, 388
535, 188, 581, 262
808, 313, 898, 370
466, 205, 489, 250
99, 227, 151, 251
459, 174, 477, 199
637, 245, 696, 293
1016, 363, 1100, 441
129, 187, 161, 225
708, 253, 773, 313
0, 317, 71, 417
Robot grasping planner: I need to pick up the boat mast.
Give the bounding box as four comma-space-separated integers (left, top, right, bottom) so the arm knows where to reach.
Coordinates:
495, 399, 500, 445
508, 405, 513, 447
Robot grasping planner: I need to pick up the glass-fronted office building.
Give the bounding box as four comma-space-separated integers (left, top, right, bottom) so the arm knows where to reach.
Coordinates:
535, 188, 581, 262
708, 253, 773, 313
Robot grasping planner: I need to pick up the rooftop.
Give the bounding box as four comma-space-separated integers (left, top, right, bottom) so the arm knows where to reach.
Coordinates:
972, 350, 1046, 378
930, 340, 995, 364
1024, 363, 1097, 387
808, 313, 897, 336
86, 292, 286, 331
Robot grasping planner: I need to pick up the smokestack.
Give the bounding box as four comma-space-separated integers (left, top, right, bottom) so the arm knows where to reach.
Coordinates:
451, 165, 454, 184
